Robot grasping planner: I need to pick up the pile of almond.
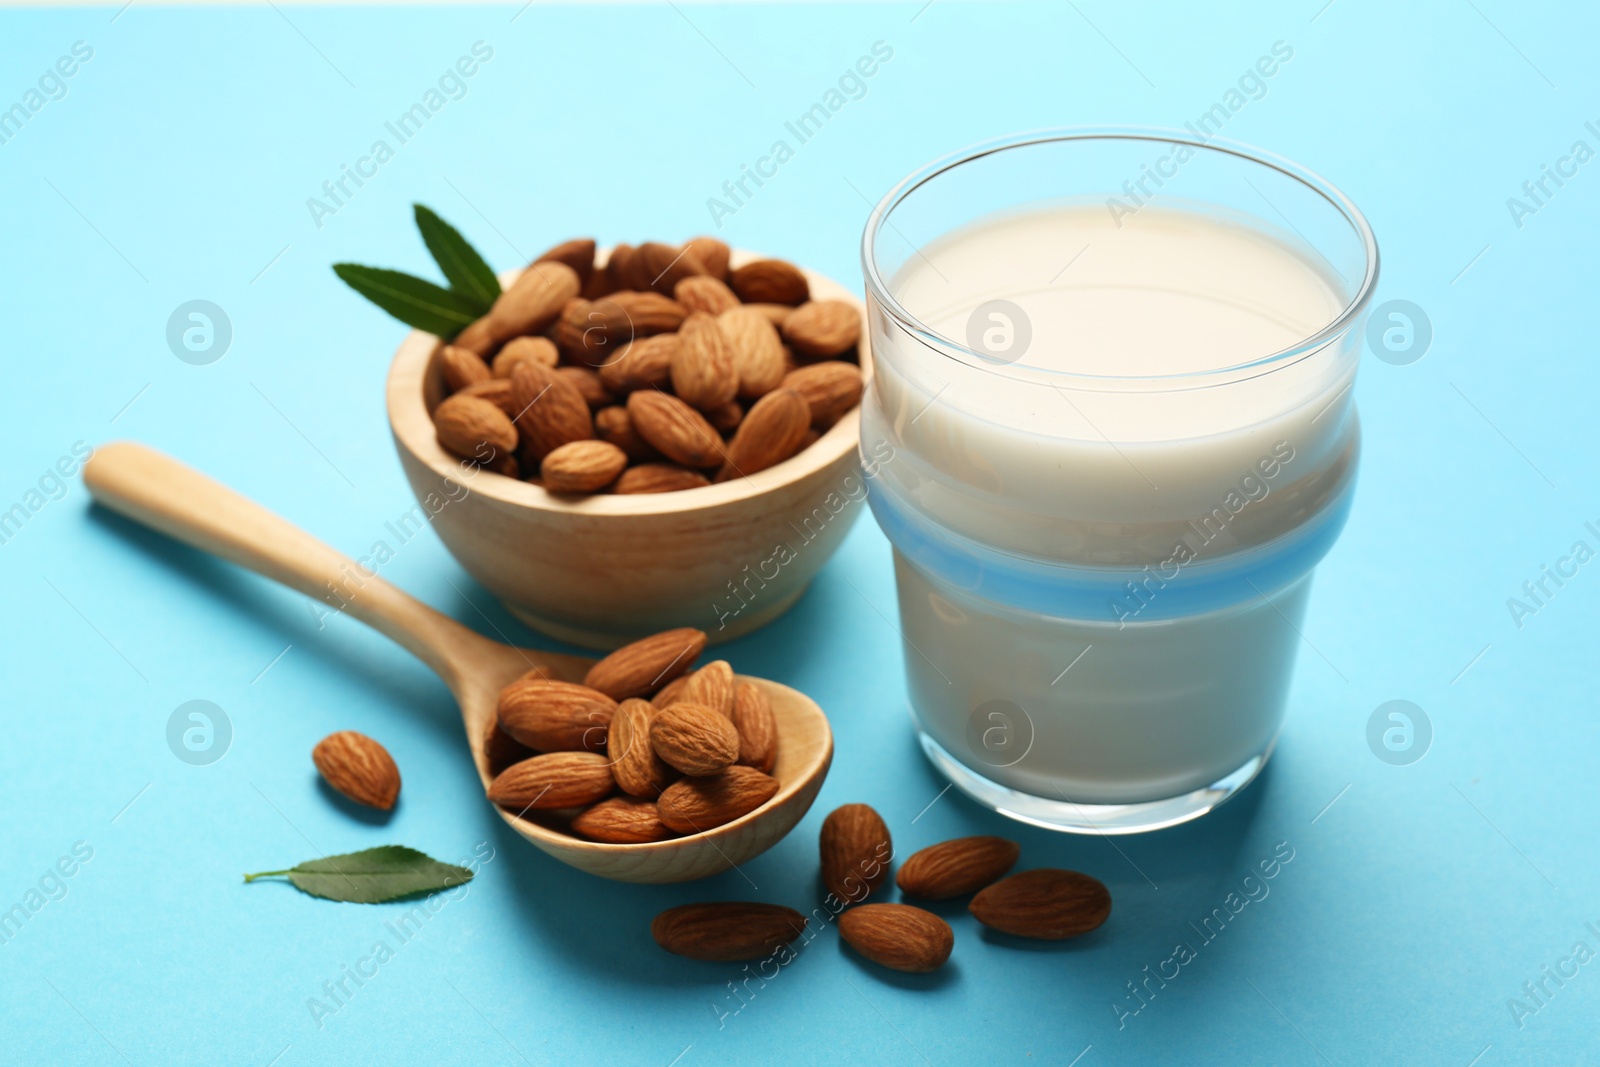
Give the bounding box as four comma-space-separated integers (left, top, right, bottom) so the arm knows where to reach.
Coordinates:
428, 236, 866, 495
651, 802, 1113, 974
483, 626, 784, 842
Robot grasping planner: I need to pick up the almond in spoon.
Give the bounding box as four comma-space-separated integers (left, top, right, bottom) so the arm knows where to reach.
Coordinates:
583, 627, 707, 700
657, 766, 779, 833
651, 702, 740, 777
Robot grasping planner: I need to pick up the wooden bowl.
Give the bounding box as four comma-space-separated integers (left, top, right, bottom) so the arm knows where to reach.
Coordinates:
386, 252, 869, 650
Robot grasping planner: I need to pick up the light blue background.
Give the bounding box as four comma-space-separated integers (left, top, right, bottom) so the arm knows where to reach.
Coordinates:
1, 2, 1596, 1064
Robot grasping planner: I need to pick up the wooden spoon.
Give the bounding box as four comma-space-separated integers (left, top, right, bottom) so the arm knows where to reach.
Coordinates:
83, 442, 832, 883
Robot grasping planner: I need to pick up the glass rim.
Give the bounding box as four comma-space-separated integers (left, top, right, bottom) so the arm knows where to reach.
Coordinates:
859, 125, 1381, 383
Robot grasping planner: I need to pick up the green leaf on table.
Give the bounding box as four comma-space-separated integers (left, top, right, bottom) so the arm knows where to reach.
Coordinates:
414, 203, 500, 311
244, 846, 473, 904
332, 263, 480, 339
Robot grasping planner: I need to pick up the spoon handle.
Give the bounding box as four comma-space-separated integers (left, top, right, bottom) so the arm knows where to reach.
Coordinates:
82, 440, 483, 686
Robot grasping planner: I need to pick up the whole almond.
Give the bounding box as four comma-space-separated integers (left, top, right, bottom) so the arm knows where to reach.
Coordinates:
584, 627, 708, 700
312, 731, 401, 810
541, 440, 628, 494
456, 377, 518, 417
492, 336, 559, 378
556, 366, 615, 410
731, 681, 777, 773
651, 902, 807, 961
781, 361, 864, 428
651, 674, 692, 708
604, 243, 639, 291
839, 904, 953, 973
497, 679, 617, 753
598, 334, 678, 395
729, 259, 809, 306
607, 698, 676, 798
968, 869, 1112, 940
679, 660, 735, 717
509, 362, 593, 463
718, 307, 787, 399
896, 836, 1021, 900
675, 274, 741, 316
657, 766, 780, 833
434, 393, 518, 464
820, 803, 893, 904
681, 236, 732, 281
672, 312, 739, 411
572, 797, 673, 843
581, 263, 618, 300
614, 464, 711, 495
483, 718, 535, 779
488, 751, 615, 810
594, 406, 661, 463
463, 261, 579, 355
638, 241, 707, 295
438, 344, 492, 392
627, 391, 726, 469
651, 702, 741, 777
558, 292, 688, 366
534, 237, 596, 287
716, 388, 810, 482
783, 300, 862, 358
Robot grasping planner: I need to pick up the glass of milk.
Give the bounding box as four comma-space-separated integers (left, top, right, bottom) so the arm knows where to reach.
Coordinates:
859, 128, 1378, 834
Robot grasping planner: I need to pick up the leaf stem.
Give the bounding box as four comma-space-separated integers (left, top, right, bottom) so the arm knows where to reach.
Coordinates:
243, 869, 294, 882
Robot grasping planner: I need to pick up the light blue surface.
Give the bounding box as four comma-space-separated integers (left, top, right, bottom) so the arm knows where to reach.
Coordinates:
1, 3, 1596, 1064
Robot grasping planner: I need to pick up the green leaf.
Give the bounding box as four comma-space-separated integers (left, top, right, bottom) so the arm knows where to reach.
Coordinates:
414, 203, 500, 311
332, 263, 480, 339
244, 846, 473, 904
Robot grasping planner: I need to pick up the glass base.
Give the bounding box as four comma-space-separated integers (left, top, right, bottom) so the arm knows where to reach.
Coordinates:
916, 730, 1273, 835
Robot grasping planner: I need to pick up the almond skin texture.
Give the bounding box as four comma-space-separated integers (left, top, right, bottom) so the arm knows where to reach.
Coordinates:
598, 334, 678, 395
681, 236, 732, 281
456, 377, 518, 417
820, 803, 893, 905
657, 766, 780, 833
783, 300, 862, 358
729, 259, 809, 306
509, 362, 593, 463
497, 679, 617, 753
839, 904, 954, 973
896, 836, 1021, 900
607, 699, 676, 798
313, 731, 401, 811
731, 681, 778, 773
718, 306, 787, 399
535, 237, 597, 287
594, 405, 661, 463
604, 243, 640, 292
483, 719, 535, 779
672, 313, 739, 411
968, 869, 1112, 940
462, 261, 579, 355
572, 797, 673, 843
679, 660, 735, 717
745, 303, 794, 329
438, 344, 492, 392
627, 391, 726, 469
651, 902, 807, 961
781, 361, 864, 428
638, 240, 707, 295
615, 464, 711, 495
651, 702, 741, 777
675, 274, 741, 316
541, 439, 628, 494
716, 388, 810, 482
488, 752, 615, 810
584, 627, 708, 700
556, 366, 615, 410
706, 401, 743, 434
433, 393, 518, 464
651, 674, 691, 708
492, 336, 560, 378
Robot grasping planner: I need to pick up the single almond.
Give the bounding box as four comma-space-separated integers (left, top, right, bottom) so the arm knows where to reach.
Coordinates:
433, 393, 518, 465
594, 406, 661, 463
572, 797, 673, 843
509, 362, 593, 463
651, 902, 807, 961
534, 237, 596, 287
487, 751, 615, 810
838, 904, 953, 973
604, 243, 638, 291
679, 660, 735, 717
492, 336, 560, 378
968, 869, 1112, 940
598, 334, 678, 395
497, 679, 617, 753
541, 440, 628, 494
731, 681, 777, 773
651, 702, 741, 777
729, 259, 809, 306
781, 361, 864, 428
459, 261, 579, 355
556, 366, 615, 410
820, 803, 893, 904
607, 698, 676, 798
657, 766, 780, 833
456, 377, 518, 417
782, 300, 862, 358
718, 306, 787, 399
438, 344, 492, 392
584, 627, 708, 700
312, 731, 401, 810
627, 391, 726, 468
638, 241, 707, 295
483, 718, 535, 779
681, 236, 732, 281
651, 674, 692, 708
672, 312, 739, 411
614, 463, 710, 494
675, 274, 741, 316
896, 836, 1021, 900
716, 388, 810, 482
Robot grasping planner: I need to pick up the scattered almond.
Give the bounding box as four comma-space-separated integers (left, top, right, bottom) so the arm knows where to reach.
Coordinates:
541, 439, 628, 494
730, 681, 777, 773
497, 679, 617, 753
820, 803, 892, 904
729, 259, 809, 306
968, 869, 1112, 940
312, 731, 401, 811
657, 766, 779, 833
572, 797, 673, 843
651, 702, 741, 777
897, 836, 1020, 900
583, 627, 707, 700
487, 751, 615, 810
839, 904, 954, 973
651, 902, 807, 961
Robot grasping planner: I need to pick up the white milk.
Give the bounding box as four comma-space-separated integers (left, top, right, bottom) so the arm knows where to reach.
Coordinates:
863, 203, 1359, 808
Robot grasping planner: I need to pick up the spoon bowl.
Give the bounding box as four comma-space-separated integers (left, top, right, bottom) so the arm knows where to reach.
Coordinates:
83, 442, 832, 883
